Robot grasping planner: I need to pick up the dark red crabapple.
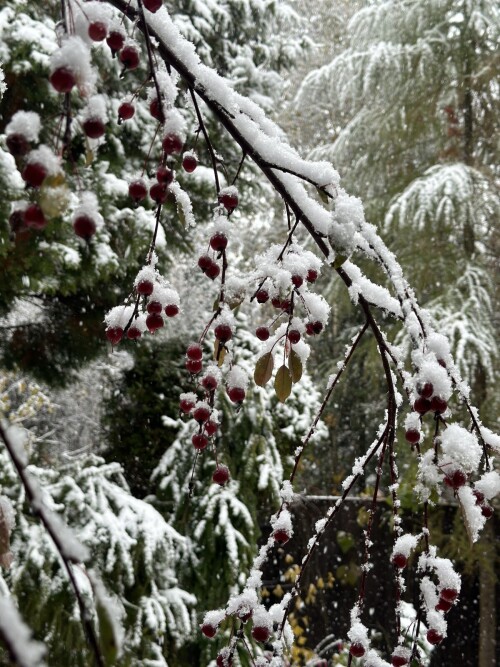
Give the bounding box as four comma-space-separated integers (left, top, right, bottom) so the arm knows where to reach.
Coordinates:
273, 529, 290, 545
193, 405, 210, 423
417, 381, 434, 398
50, 67, 76, 93
126, 326, 142, 341
165, 304, 179, 317
186, 343, 203, 361
256, 289, 269, 304
162, 133, 183, 154
202, 375, 218, 392
106, 31, 125, 53
391, 553, 408, 569
413, 397, 431, 415
435, 598, 453, 613
271, 296, 282, 309
280, 299, 292, 313
214, 323, 232, 343
185, 358, 202, 374
73, 214, 96, 240
210, 232, 228, 252
405, 428, 420, 444
149, 181, 168, 204
83, 117, 105, 139
200, 622, 217, 639
288, 330, 301, 344
472, 489, 485, 504
106, 327, 123, 345
118, 102, 135, 121
204, 420, 218, 437
156, 165, 173, 185
306, 268, 318, 283
212, 465, 230, 486
182, 154, 198, 173
129, 179, 148, 202
256, 326, 270, 341
216, 653, 232, 667
119, 45, 140, 70
440, 588, 458, 602
430, 396, 448, 414
251, 625, 270, 643
24, 204, 46, 229
22, 162, 48, 188
198, 255, 213, 272
146, 313, 164, 333
147, 301, 163, 314
312, 321, 323, 334
481, 503, 493, 518
349, 643, 366, 658
6, 133, 29, 156
179, 397, 195, 414
143, 0, 163, 12
88, 21, 107, 41
227, 386, 245, 404
136, 279, 154, 296
192, 433, 208, 450
218, 192, 238, 211
291, 274, 303, 288
443, 469, 467, 490
149, 97, 163, 121
391, 653, 409, 667
426, 629, 443, 645
205, 262, 220, 280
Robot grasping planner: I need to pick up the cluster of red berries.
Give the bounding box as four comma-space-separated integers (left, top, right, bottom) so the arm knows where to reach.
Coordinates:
472, 488, 494, 518
405, 381, 448, 444
201, 610, 271, 646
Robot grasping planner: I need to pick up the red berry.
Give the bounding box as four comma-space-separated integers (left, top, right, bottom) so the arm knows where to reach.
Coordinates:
473, 489, 485, 504
426, 629, 443, 645
273, 529, 290, 545
83, 117, 105, 139
413, 397, 431, 415
162, 133, 183, 154
193, 405, 210, 423
202, 375, 218, 392
50, 67, 76, 93
227, 386, 245, 404
214, 324, 232, 343
271, 296, 282, 309
106, 327, 123, 345
186, 358, 202, 374
417, 382, 434, 398
186, 343, 203, 361
205, 262, 220, 280
438, 358, 447, 368
481, 503, 493, 518
256, 326, 270, 341
179, 397, 195, 414
127, 326, 142, 340
210, 232, 228, 252
149, 98, 163, 121
288, 330, 301, 344
280, 299, 292, 313
200, 622, 217, 638
143, 0, 162, 11
204, 420, 218, 436
192, 433, 208, 450
157, 166, 173, 185
88, 21, 107, 41
405, 428, 420, 444
305, 322, 315, 336
24, 204, 46, 230
444, 469, 467, 490
212, 465, 230, 485
291, 274, 303, 288
182, 154, 198, 172
251, 625, 270, 643
435, 598, 453, 612
129, 179, 148, 202
106, 31, 125, 52
149, 181, 168, 204
198, 255, 213, 272
312, 321, 323, 334
391, 654, 409, 667
147, 300, 163, 314
349, 643, 365, 658
146, 313, 164, 333
306, 268, 318, 283
73, 214, 96, 240
218, 192, 238, 211
440, 588, 458, 602
6, 133, 29, 156
136, 279, 154, 296
118, 102, 135, 121
391, 553, 408, 569
22, 162, 48, 188
256, 289, 269, 304
430, 396, 447, 414
165, 304, 179, 317
216, 653, 232, 667
119, 45, 140, 70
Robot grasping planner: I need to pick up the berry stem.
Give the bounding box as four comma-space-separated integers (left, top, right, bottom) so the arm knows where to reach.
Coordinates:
189, 88, 220, 194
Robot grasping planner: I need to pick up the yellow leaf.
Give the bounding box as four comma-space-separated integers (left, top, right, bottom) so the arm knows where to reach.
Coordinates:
214, 339, 226, 367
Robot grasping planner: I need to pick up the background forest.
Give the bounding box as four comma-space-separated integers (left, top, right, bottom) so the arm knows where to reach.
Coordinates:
0, 1, 498, 667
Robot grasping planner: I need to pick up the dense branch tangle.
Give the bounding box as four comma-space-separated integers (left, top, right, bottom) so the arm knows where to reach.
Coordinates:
1, 2, 498, 667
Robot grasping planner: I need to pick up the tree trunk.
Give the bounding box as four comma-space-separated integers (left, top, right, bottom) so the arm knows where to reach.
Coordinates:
478, 519, 497, 667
